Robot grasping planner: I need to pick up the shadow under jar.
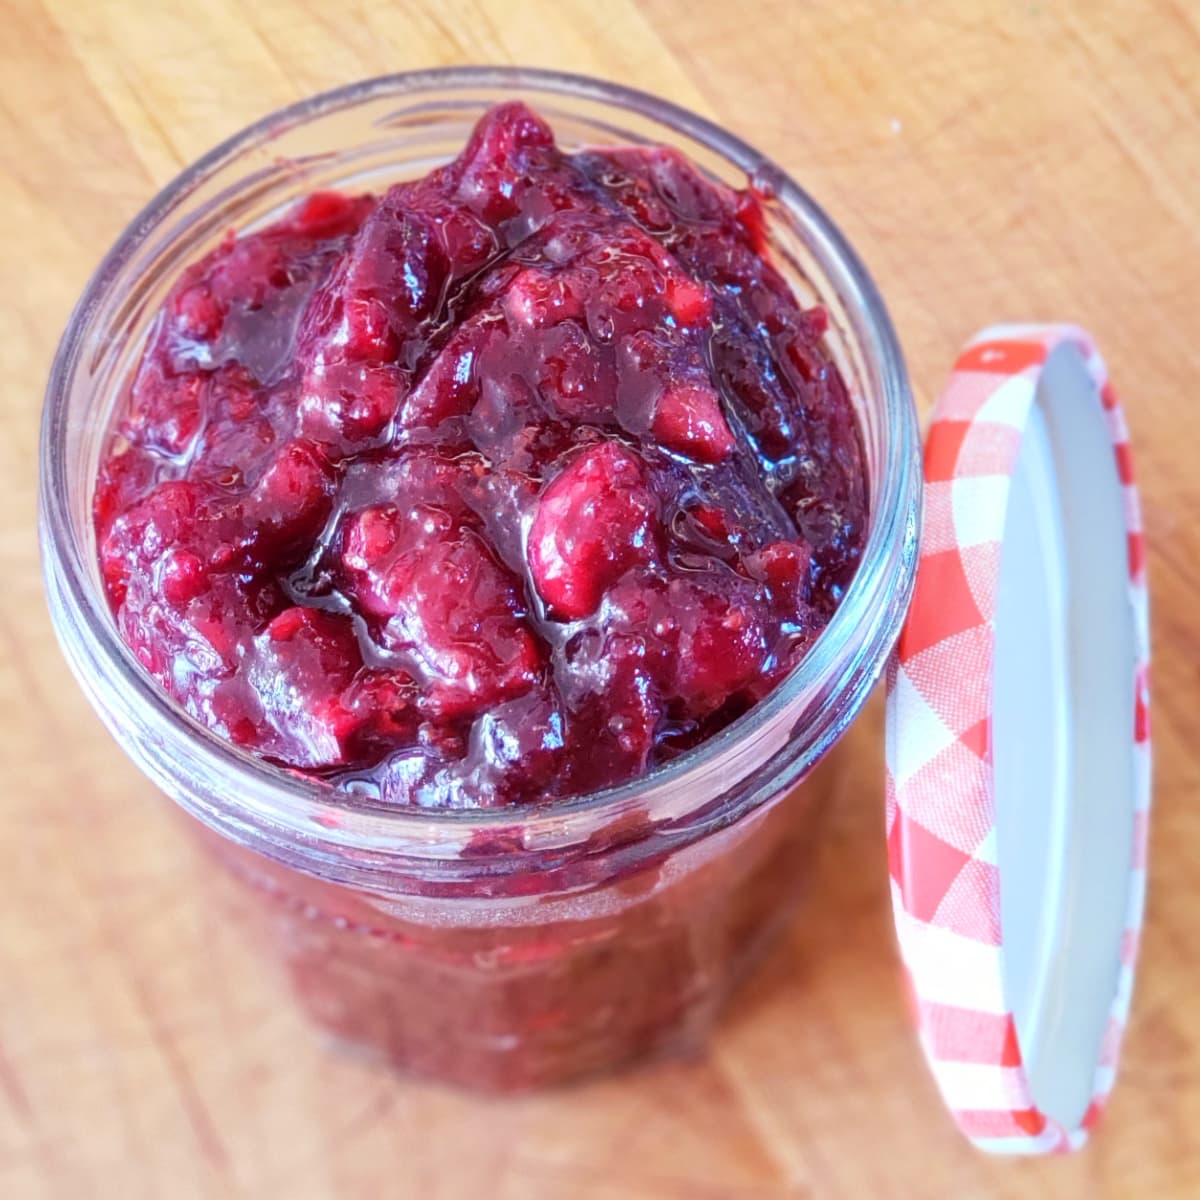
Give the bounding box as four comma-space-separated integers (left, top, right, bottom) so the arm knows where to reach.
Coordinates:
40, 68, 920, 1092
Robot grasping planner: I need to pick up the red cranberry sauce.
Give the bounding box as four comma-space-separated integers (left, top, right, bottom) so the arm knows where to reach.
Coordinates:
96, 102, 866, 807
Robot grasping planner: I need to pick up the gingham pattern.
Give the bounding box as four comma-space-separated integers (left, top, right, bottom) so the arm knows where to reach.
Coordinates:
885, 324, 1151, 1155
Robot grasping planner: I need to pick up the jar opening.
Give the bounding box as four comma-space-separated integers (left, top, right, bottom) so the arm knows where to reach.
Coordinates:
40, 67, 920, 880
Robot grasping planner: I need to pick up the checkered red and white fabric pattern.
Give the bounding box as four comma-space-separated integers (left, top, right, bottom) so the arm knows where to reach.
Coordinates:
885, 324, 1151, 1154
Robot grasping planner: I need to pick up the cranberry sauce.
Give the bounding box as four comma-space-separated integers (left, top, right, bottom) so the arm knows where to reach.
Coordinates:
95, 102, 866, 807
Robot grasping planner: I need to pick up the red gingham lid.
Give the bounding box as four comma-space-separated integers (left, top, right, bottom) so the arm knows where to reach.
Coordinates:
885, 324, 1151, 1154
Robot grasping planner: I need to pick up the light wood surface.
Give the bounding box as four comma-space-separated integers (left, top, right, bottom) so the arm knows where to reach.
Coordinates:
3, 1, 1198, 1196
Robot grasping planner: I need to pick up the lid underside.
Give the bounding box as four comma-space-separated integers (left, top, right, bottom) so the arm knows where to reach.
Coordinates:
992, 340, 1138, 1130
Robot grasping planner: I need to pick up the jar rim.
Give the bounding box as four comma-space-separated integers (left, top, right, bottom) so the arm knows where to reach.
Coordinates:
40, 66, 920, 868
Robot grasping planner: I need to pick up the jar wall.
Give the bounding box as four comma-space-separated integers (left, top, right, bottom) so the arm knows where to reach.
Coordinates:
190, 742, 842, 1090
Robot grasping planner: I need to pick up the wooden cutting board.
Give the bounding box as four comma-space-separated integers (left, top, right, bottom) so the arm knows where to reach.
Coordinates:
2, 1, 1198, 1195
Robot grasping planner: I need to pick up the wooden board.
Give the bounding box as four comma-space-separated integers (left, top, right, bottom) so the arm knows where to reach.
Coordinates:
2, 1, 1198, 1195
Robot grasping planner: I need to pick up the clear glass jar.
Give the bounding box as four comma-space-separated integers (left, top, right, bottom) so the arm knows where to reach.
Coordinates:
40, 68, 920, 1091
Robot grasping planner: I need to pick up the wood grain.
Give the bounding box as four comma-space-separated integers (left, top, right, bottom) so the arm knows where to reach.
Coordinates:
2, 1, 1198, 1195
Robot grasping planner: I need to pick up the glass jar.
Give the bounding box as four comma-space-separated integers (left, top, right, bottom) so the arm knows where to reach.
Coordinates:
40, 67, 920, 1091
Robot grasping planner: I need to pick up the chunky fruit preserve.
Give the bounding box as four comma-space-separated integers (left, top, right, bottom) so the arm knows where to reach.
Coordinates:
75, 92, 885, 1090
96, 101, 866, 808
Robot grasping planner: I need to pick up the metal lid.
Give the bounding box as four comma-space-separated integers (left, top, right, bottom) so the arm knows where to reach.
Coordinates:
885, 324, 1151, 1154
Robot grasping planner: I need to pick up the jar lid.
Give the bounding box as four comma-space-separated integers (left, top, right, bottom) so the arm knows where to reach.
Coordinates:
884, 324, 1151, 1154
